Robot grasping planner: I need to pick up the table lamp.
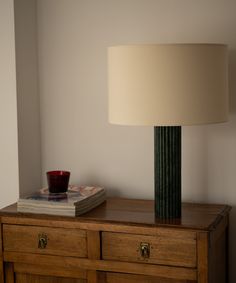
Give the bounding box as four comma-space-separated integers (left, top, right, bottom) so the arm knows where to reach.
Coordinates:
108, 44, 228, 219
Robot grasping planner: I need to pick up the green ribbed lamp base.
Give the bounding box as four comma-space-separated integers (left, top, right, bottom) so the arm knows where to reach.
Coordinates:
154, 126, 181, 219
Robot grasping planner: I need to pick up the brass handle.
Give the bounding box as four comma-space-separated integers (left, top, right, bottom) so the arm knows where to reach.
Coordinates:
139, 242, 150, 259
38, 233, 48, 249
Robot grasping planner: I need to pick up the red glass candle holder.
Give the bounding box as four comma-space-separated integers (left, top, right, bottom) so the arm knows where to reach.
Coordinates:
47, 170, 70, 193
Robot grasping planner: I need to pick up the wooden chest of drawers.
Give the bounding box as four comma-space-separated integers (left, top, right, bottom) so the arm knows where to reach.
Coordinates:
0, 198, 230, 283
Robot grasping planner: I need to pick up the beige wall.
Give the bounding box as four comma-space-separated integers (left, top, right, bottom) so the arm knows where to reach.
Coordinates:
36, 1, 236, 281
14, 0, 42, 196
0, 0, 19, 208
36, 0, 236, 200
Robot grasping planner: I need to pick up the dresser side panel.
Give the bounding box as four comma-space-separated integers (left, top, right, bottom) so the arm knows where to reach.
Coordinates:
208, 215, 228, 283
0, 219, 4, 282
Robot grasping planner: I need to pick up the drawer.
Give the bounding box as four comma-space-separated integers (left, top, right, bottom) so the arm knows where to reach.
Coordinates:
102, 272, 197, 283
3, 224, 87, 258
102, 230, 196, 268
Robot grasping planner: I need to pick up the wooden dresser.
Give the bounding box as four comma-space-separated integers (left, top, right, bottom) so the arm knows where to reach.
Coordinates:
0, 198, 230, 283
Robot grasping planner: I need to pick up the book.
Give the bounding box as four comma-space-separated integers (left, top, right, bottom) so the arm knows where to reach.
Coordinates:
17, 185, 106, 216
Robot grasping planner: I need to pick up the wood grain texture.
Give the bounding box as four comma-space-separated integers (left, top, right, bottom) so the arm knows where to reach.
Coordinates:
0, 218, 4, 283
98, 272, 107, 282
4, 262, 14, 283
87, 231, 100, 259
87, 231, 100, 282
3, 251, 197, 281
197, 232, 209, 283
0, 262, 3, 283
15, 273, 86, 283
0, 219, 2, 257
102, 231, 196, 268
209, 213, 228, 246
3, 224, 87, 258
14, 263, 87, 279
0, 198, 231, 283
0, 199, 231, 230
209, 225, 227, 283
2, 216, 197, 237
105, 272, 197, 283
87, 271, 98, 283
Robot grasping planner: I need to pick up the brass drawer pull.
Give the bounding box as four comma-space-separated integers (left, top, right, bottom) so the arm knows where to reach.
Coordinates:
140, 242, 150, 258
38, 233, 48, 249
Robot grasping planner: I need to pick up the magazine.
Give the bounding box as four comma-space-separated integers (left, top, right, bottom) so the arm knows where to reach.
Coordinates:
17, 185, 106, 216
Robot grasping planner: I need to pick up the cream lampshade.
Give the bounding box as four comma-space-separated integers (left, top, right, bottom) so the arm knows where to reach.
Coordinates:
108, 44, 228, 218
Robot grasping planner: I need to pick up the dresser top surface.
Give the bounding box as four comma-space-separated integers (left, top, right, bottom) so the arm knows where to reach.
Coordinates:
0, 198, 230, 231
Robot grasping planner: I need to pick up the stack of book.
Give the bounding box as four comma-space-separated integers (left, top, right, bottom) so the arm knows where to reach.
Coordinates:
17, 185, 106, 216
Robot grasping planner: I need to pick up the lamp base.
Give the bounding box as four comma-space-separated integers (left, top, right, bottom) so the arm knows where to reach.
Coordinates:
154, 126, 181, 219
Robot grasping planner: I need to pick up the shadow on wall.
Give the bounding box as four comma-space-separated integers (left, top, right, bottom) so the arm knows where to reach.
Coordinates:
225, 48, 236, 283
229, 205, 236, 282
229, 49, 236, 114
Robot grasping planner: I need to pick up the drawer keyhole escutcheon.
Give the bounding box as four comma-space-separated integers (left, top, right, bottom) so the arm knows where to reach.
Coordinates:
38, 233, 48, 249
139, 242, 150, 259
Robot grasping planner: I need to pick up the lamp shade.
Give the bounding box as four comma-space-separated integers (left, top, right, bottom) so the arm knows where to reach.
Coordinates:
108, 44, 228, 126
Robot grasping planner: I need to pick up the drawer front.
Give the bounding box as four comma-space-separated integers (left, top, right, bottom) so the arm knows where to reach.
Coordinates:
3, 224, 87, 258
102, 230, 196, 268
103, 272, 196, 283
15, 273, 86, 283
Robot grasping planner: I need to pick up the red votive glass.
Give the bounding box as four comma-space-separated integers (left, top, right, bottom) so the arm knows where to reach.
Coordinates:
47, 170, 70, 193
